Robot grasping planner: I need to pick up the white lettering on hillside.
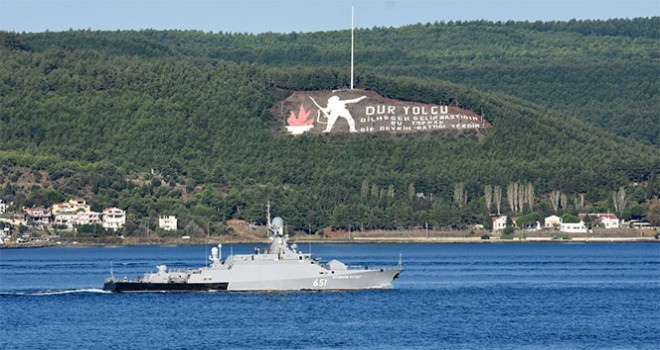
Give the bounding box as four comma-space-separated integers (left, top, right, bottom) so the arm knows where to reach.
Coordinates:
358, 105, 482, 133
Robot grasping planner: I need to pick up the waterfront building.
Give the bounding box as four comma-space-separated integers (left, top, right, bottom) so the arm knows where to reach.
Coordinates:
102, 207, 126, 231
25, 207, 51, 225
159, 216, 178, 231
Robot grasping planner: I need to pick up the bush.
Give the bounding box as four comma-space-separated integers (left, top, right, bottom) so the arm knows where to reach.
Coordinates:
77, 224, 105, 234
480, 234, 490, 240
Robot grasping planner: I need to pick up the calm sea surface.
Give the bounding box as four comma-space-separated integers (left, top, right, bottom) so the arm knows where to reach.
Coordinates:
1, 243, 658, 349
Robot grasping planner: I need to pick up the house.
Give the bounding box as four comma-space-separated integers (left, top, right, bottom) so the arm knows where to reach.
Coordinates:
491, 215, 508, 231
0, 199, 7, 214
544, 215, 561, 229
52, 198, 91, 216
595, 214, 619, 229
77, 211, 101, 226
159, 216, 178, 231
560, 222, 587, 233
0, 225, 11, 243
25, 207, 51, 225
102, 207, 126, 231
578, 213, 620, 229
54, 208, 101, 230
53, 210, 77, 230
68, 198, 90, 212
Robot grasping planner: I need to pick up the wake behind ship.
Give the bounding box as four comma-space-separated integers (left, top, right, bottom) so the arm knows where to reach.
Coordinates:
103, 208, 401, 292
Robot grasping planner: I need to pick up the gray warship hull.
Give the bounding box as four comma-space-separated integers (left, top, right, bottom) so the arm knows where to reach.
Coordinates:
103, 209, 401, 293
104, 268, 400, 293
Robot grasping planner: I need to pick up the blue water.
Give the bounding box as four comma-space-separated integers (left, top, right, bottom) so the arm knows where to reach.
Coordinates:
1, 243, 658, 349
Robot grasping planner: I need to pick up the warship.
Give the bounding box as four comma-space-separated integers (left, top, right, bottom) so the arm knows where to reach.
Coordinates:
103, 207, 401, 292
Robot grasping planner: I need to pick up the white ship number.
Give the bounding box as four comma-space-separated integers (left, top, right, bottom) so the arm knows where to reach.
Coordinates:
313, 278, 327, 287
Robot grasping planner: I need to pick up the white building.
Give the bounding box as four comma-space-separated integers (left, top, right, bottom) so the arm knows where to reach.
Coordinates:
102, 207, 126, 231
77, 211, 101, 226
544, 215, 561, 229
0, 226, 10, 243
560, 222, 588, 233
491, 215, 508, 231
25, 207, 51, 225
159, 216, 178, 231
53, 210, 77, 230
579, 213, 620, 229
595, 214, 619, 229
0, 199, 7, 214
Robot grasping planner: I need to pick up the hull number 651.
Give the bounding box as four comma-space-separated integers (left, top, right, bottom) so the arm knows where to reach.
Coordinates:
313, 278, 327, 287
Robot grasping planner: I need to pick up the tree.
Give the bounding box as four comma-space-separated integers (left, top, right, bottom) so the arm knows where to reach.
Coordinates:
550, 190, 561, 213
648, 203, 660, 226
484, 184, 493, 214
561, 214, 581, 223
624, 205, 646, 221
516, 212, 540, 229
185, 220, 205, 237
453, 182, 466, 208
526, 183, 535, 211
360, 180, 369, 198
507, 182, 518, 214
407, 183, 416, 202
613, 186, 627, 215
493, 185, 502, 215
583, 214, 593, 229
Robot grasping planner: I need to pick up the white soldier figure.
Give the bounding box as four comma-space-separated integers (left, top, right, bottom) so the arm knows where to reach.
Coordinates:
315, 95, 366, 133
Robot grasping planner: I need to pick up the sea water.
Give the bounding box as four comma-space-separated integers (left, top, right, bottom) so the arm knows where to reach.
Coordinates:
1, 243, 658, 349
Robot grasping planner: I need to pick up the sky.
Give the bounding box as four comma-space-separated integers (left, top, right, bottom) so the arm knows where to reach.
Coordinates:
1, 0, 659, 34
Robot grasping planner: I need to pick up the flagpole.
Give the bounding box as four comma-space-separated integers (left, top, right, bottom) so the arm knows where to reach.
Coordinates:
351, 5, 354, 90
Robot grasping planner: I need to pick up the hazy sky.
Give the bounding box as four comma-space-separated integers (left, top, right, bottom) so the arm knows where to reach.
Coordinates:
1, 0, 659, 33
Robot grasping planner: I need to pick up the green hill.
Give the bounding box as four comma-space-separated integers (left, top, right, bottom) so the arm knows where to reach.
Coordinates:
0, 19, 658, 233
13, 17, 659, 144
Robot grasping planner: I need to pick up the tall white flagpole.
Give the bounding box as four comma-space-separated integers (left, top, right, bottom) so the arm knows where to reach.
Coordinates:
351, 5, 354, 90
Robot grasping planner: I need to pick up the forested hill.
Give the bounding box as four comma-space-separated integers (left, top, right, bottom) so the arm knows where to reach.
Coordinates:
11, 17, 660, 145
0, 19, 658, 233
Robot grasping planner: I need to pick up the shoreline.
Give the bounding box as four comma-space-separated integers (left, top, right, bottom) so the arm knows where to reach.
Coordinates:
2, 236, 657, 248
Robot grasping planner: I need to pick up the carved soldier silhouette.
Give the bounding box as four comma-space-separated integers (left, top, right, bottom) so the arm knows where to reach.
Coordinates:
313, 95, 366, 133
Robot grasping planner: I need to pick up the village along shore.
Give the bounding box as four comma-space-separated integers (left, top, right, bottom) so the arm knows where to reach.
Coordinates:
2, 226, 657, 249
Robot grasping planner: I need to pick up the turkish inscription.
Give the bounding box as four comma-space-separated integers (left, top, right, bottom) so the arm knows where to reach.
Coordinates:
271, 89, 491, 135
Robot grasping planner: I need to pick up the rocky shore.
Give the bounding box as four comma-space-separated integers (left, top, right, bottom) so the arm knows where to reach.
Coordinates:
0, 240, 57, 249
